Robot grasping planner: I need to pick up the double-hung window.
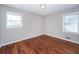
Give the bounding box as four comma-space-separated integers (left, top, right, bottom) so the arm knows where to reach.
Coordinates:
63, 12, 79, 34
7, 11, 22, 28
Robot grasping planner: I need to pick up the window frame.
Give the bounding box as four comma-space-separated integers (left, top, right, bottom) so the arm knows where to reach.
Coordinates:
6, 11, 23, 28
63, 12, 79, 34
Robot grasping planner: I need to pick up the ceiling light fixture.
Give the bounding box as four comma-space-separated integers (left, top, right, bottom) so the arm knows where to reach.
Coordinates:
40, 4, 46, 9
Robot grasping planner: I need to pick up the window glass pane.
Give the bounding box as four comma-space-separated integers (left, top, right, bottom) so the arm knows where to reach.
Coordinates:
7, 14, 21, 20
64, 15, 78, 23
64, 23, 78, 32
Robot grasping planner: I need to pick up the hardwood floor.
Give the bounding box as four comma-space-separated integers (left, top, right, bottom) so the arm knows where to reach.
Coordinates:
0, 35, 79, 54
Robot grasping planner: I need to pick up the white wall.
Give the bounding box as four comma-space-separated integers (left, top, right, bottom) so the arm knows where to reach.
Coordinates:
0, 5, 43, 46
44, 7, 79, 43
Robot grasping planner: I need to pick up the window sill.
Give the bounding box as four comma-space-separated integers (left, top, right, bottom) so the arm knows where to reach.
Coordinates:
63, 31, 79, 35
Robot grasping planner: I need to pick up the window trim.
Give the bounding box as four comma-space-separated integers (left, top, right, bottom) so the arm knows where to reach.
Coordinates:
63, 12, 79, 34
6, 11, 23, 28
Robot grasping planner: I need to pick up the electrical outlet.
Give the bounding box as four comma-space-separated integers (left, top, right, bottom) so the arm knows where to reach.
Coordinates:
65, 37, 70, 39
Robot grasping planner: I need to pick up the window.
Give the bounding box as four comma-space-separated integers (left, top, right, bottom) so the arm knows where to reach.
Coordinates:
63, 12, 79, 34
7, 11, 22, 28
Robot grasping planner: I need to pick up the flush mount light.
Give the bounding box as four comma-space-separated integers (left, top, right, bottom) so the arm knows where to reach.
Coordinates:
40, 4, 46, 9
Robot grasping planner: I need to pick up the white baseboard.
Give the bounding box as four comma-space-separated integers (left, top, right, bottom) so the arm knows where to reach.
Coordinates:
0, 34, 79, 48
0, 34, 42, 47
46, 34, 79, 44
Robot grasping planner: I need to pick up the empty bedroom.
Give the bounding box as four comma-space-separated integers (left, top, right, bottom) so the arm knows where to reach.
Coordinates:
0, 4, 79, 54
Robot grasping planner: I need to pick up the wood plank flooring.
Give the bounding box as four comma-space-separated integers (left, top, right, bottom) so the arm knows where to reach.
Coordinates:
0, 35, 79, 54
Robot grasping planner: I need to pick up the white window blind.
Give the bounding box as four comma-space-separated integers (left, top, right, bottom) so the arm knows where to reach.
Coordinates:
63, 13, 79, 33
7, 11, 22, 28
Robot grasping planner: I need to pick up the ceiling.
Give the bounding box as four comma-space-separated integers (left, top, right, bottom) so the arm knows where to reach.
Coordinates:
7, 4, 79, 16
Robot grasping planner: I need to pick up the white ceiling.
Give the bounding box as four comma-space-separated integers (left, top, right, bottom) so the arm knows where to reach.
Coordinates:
7, 4, 79, 16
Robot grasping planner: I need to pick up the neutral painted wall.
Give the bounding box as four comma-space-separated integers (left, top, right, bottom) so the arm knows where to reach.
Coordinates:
0, 9, 1, 45
44, 7, 79, 43
0, 5, 43, 46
